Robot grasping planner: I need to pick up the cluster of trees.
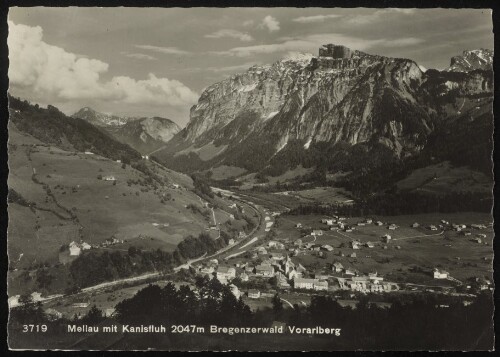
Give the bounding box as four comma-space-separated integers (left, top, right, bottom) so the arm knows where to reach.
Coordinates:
9, 279, 493, 350
115, 278, 253, 326
288, 188, 492, 217
191, 174, 214, 199
69, 232, 226, 289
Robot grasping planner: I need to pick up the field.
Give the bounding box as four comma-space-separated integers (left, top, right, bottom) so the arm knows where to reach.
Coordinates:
274, 212, 493, 284
396, 161, 492, 194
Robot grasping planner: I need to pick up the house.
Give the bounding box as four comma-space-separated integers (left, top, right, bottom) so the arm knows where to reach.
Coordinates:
287, 269, 301, 280
240, 272, 249, 282
433, 269, 449, 279
103, 175, 116, 181
295, 223, 302, 228
248, 289, 261, 299
278, 276, 291, 289
428, 225, 438, 231
293, 278, 316, 290
472, 237, 482, 244
351, 241, 361, 250
476, 233, 487, 238
388, 224, 398, 230
332, 262, 344, 273
326, 219, 335, 226
228, 239, 235, 245
312, 230, 323, 236
365, 219, 373, 224
412, 222, 420, 228
255, 264, 274, 277
321, 244, 334, 252
256, 247, 268, 255
382, 234, 392, 243
217, 266, 236, 280
357, 222, 365, 226
461, 231, 472, 236
350, 252, 357, 258
69, 241, 81, 256
345, 268, 356, 276
441, 220, 449, 225
270, 252, 285, 261
375, 221, 383, 226
199, 266, 215, 277
313, 280, 329, 291
366, 242, 375, 248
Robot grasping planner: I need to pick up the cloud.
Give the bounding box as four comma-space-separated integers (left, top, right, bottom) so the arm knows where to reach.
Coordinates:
243, 20, 254, 27
134, 44, 190, 55
212, 33, 425, 57
347, 8, 416, 25
205, 29, 253, 42
260, 15, 280, 32
8, 21, 198, 108
292, 14, 342, 23
123, 52, 157, 60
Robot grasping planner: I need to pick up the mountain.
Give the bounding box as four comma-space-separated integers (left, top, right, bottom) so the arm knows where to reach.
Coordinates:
9, 96, 141, 163
107, 117, 181, 154
71, 106, 131, 127
72, 107, 181, 154
155, 45, 493, 178
446, 49, 493, 72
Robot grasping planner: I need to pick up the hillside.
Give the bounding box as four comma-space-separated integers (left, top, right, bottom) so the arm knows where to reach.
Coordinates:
7, 99, 254, 296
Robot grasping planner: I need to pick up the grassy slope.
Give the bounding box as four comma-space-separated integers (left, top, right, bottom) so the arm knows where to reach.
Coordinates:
7, 123, 226, 270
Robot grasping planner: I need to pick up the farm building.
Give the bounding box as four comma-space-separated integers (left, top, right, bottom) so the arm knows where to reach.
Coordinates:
103, 175, 116, 181
433, 269, 449, 279
248, 289, 261, 299
69, 241, 81, 256
412, 222, 420, 228
332, 262, 344, 273
255, 264, 274, 277
312, 230, 323, 236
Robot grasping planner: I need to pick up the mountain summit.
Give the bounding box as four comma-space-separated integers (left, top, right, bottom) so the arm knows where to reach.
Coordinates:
72, 107, 181, 154
155, 44, 493, 176
71, 107, 130, 127
446, 49, 493, 72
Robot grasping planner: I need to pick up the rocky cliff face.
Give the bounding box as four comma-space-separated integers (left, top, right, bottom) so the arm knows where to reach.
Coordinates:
111, 117, 180, 154
72, 107, 180, 154
71, 107, 131, 127
446, 49, 493, 72
158, 45, 493, 174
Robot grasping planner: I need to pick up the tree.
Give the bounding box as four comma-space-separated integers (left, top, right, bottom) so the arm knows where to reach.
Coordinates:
82, 305, 104, 324
272, 293, 284, 317
36, 268, 53, 290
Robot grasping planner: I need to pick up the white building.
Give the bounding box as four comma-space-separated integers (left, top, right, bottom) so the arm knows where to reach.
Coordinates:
433, 269, 449, 279
69, 241, 81, 256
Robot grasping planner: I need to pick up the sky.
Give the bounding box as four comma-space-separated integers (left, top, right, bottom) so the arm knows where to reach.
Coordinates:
8, 7, 493, 127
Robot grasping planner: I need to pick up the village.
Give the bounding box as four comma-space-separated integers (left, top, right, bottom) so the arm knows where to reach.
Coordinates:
189, 210, 494, 307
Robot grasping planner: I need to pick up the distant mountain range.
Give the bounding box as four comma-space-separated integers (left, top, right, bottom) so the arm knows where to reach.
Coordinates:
71, 107, 180, 154
153, 45, 492, 185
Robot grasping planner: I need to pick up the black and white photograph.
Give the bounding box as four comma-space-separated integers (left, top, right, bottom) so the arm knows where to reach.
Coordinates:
5, 6, 495, 351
